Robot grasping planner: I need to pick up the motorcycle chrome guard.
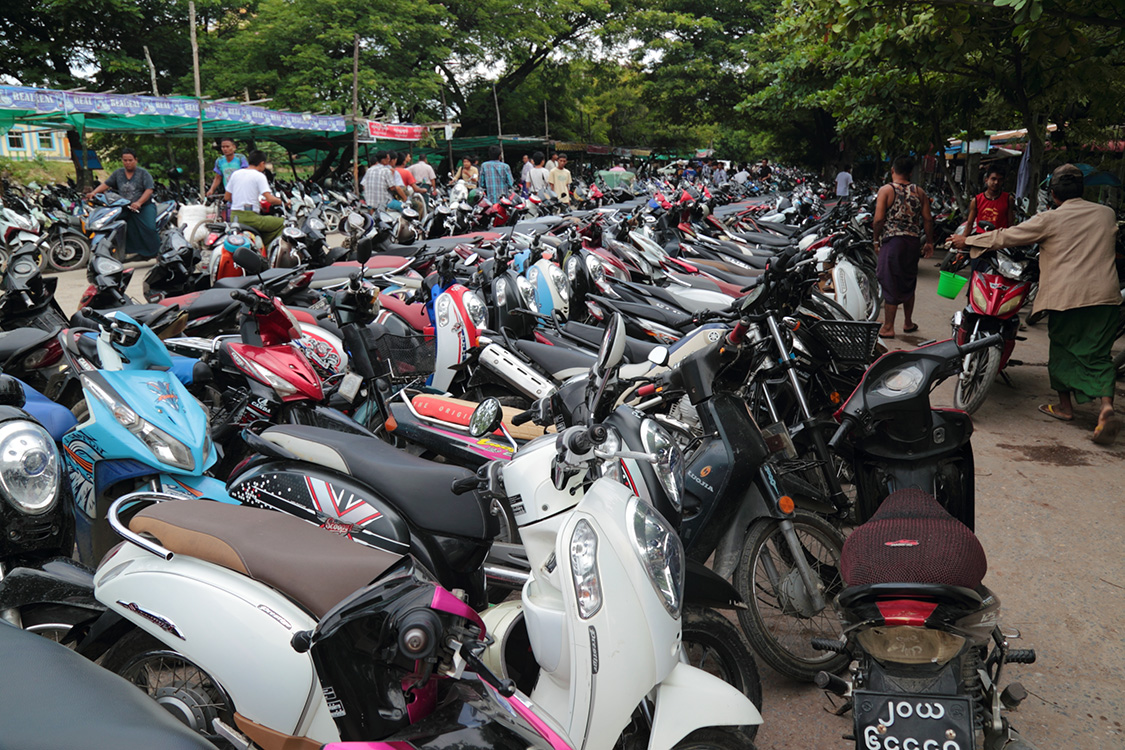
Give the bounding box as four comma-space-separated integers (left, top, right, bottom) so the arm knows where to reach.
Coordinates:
96, 493, 337, 742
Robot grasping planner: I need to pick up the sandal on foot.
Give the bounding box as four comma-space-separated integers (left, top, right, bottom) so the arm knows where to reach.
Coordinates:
903, 324, 919, 333
1037, 404, 1074, 422
1092, 416, 1121, 445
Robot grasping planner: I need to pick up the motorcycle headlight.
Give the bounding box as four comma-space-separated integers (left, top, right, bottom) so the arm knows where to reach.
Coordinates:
308, 218, 326, 232
89, 212, 113, 231
92, 255, 124, 276
547, 263, 570, 302
640, 419, 683, 512
997, 256, 1026, 280
598, 426, 624, 482
970, 281, 987, 311
566, 255, 579, 283
627, 495, 683, 618
516, 275, 538, 313
436, 294, 452, 327
997, 296, 1024, 316
0, 421, 59, 515
871, 364, 924, 398
83, 375, 195, 471
495, 278, 508, 307
464, 292, 488, 329
585, 254, 606, 281
569, 519, 602, 619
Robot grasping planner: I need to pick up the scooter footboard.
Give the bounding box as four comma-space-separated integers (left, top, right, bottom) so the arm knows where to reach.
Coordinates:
648, 661, 762, 750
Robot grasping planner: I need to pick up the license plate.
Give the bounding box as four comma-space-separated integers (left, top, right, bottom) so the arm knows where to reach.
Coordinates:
339, 372, 362, 403
853, 691, 975, 750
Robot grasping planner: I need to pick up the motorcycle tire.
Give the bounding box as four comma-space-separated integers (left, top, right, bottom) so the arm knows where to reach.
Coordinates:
734, 511, 849, 683
101, 628, 235, 744
953, 344, 1002, 415
1113, 347, 1125, 380
43, 234, 91, 273
671, 726, 758, 750
681, 607, 763, 741
19, 603, 95, 645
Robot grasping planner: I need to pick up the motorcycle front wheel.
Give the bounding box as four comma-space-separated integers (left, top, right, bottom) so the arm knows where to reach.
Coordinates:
672, 727, 757, 750
681, 607, 763, 741
42, 233, 91, 272
953, 343, 1002, 414
734, 512, 848, 682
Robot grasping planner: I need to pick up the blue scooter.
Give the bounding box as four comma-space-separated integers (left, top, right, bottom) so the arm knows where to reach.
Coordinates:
59, 309, 233, 564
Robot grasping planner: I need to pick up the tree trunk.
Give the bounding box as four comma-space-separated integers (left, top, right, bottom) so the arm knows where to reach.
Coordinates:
1023, 112, 1046, 214
66, 130, 88, 187
308, 146, 340, 183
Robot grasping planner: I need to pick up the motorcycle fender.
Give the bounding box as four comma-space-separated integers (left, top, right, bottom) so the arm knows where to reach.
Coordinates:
709, 481, 773, 581
683, 559, 744, 610
0, 557, 101, 612
648, 661, 763, 750
96, 543, 332, 740
479, 343, 557, 400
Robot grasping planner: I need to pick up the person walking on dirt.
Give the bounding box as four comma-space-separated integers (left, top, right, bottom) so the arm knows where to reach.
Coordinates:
225, 151, 286, 247
206, 138, 248, 197
967, 166, 1014, 231
951, 164, 1121, 444
872, 155, 935, 338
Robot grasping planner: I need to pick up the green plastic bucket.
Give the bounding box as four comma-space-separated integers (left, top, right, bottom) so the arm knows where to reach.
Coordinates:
936, 271, 969, 299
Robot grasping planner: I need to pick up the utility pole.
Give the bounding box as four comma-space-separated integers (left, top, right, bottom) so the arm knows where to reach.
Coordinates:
493, 83, 503, 159
188, 2, 205, 199
351, 34, 360, 188
441, 85, 453, 178
544, 100, 549, 140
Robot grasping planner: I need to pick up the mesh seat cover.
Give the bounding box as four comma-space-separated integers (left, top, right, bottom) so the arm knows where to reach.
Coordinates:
841, 489, 987, 588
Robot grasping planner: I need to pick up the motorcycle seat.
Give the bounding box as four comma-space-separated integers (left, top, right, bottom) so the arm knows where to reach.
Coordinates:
841, 488, 987, 589
213, 267, 294, 289
726, 229, 794, 248
70, 303, 170, 331
410, 394, 553, 441
129, 501, 403, 619
554, 321, 659, 362
514, 338, 596, 380
0, 327, 56, 364
0, 621, 216, 750
171, 287, 242, 319
259, 425, 495, 541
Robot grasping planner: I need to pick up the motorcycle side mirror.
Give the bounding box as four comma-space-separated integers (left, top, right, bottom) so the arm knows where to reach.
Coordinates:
346, 212, 366, 233
646, 346, 669, 367
463, 252, 479, 266
0, 375, 26, 408
595, 313, 627, 373
233, 245, 268, 275
355, 236, 373, 265
468, 398, 504, 438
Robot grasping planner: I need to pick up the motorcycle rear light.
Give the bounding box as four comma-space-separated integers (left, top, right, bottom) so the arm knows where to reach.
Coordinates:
856, 625, 965, 666
23, 341, 63, 370
79, 284, 97, 307
287, 271, 314, 291
875, 599, 938, 627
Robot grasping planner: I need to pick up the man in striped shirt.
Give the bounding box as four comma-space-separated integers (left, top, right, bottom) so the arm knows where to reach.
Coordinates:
478, 145, 514, 202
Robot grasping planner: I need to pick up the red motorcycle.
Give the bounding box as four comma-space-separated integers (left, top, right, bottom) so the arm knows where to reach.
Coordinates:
950, 245, 1038, 413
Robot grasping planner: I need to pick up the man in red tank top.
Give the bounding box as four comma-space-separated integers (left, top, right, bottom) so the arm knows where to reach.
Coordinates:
966, 166, 1014, 231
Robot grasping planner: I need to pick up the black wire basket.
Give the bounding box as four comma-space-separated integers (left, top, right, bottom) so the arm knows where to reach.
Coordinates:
806, 319, 882, 364
373, 332, 436, 382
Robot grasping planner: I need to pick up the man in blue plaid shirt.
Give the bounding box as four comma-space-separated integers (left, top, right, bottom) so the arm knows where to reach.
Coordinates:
478, 145, 514, 202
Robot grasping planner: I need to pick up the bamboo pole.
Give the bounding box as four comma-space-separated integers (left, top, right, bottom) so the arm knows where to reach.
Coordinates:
143, 46, 177, 169
188, 2, 205, 199
493, 83, 503, 159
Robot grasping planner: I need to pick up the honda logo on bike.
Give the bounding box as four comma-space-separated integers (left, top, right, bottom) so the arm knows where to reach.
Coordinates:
884, 539, 920, 547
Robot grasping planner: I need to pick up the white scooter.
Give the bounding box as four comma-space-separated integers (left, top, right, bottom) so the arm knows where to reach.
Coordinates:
468, 314, 762, 750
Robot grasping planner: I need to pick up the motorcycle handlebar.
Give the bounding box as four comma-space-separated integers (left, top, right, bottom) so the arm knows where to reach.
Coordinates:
511, 409, 533, 426
230, 289, 262, 307
827, 416, 855, 452
958, 333, 1004, 355
80, 307, 115, 329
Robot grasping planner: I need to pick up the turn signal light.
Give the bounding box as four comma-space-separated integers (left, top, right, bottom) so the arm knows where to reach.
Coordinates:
778, 495, 795, 514
829, 391, 841, 405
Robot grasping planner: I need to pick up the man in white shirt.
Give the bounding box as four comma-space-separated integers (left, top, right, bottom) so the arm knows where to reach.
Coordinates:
407, 153, 437, 190
733, 164, 750, 184
835, 166, 854, 197
224, 151, 285, 246
528, 151, 551, 194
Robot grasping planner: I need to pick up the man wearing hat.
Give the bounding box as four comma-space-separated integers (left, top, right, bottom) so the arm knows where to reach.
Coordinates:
951, 164, 1121, 444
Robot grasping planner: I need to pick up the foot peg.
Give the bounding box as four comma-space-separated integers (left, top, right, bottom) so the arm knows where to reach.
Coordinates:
1001, 682, 1028, 709
811, 637, 847, 653
815, 670, 850, 697
1005, 648, 1036, 664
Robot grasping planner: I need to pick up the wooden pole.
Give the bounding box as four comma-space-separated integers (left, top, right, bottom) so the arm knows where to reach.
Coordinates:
351, 34, 360, 189
544, 99, 549, 140
188, 2, 206, 199
493, 83, 503, 159
144, 45, 177, 169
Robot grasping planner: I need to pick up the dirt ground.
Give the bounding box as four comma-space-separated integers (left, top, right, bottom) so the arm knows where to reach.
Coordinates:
50, 249, 1125, 750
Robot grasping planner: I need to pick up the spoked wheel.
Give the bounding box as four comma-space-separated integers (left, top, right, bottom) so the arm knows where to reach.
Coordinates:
681, 607, 763, 742
1115, 348, 1125, 380
734, 512, 848, 682
953, 344, 1002, 414
20, 604, 95, 645
42, 234, 91, 272
102, 630, 235, 745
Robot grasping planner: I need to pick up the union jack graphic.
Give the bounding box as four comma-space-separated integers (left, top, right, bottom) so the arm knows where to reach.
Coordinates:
305, 476, 383, 526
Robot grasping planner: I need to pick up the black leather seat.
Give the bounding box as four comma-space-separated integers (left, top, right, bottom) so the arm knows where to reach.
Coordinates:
557, 320, 659, 362
597, 297, 694, 330
70, 303, 171, 330
178, 287, 242, 318
259, 425, 494, 541
727, 229, 793, 248
0, 621, 216, 750
515, 339, 596, 377
213, 267, 294, 289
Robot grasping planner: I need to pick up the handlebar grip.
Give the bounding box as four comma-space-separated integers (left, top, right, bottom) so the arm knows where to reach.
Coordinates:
958, 333, 1003, 355
230, 289, 258, 305
511, 409, 533, 426
80, 307, 114, 328
727, 320, 750, 345
636, 383, 657, 398
450, 475, 480, 495
827, 416, 854, 451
